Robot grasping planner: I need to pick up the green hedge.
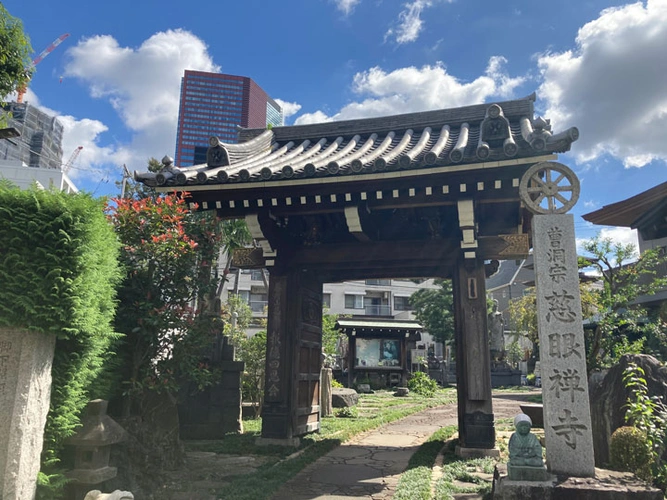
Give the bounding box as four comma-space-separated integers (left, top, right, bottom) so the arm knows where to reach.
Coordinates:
0, 183, 121, 498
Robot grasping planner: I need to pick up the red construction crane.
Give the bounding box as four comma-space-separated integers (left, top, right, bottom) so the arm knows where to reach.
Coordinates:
17, 33, 70, 104
63, 146, 82, 174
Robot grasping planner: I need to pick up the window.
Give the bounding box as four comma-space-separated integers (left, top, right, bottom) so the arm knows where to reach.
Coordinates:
250, 270, 264, 281
345, 294, 364, 309
323, 293, 331, 308
394, 296, 412, 311
249, 293, 268, 313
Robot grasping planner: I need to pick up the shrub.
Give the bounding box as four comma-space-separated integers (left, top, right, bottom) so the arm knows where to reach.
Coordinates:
0, 185, 121, 499
408, 371, 438, 397
331, 378, 344, 388
610, 426, 653, 481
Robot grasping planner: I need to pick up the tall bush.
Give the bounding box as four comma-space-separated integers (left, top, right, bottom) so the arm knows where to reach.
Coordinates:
0, 183, 121, 498
107, 194, 224, 414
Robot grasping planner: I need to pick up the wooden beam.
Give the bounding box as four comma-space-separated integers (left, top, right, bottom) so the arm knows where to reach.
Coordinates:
230, 234, 530, 271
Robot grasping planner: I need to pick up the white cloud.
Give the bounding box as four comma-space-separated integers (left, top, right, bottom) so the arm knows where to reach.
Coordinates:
54, 29, 218, 184
274, 99, 302, 123
576, 226, 639, 261
332, 0, 360, 16
294, 110, 334, 126
538, 0, 667, 168
385, 0, 452, 44
294, 57, 524, 124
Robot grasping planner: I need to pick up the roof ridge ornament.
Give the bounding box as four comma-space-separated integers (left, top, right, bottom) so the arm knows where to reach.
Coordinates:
206, 136, 230, 168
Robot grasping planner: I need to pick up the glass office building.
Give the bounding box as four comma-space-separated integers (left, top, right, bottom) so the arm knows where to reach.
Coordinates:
175, 70, 283, 166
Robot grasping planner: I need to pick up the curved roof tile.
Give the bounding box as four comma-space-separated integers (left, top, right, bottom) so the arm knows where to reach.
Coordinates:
135, 95, 579, 188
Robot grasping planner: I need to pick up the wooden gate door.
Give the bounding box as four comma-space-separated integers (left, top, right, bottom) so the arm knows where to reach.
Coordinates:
292, 272, 323, 436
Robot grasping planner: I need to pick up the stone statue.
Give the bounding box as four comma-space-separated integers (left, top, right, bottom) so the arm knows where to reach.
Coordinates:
508, 413, 543, 467
488, 299, 505, 361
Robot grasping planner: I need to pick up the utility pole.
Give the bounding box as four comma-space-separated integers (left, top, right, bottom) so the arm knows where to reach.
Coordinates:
120, 164, 132, 198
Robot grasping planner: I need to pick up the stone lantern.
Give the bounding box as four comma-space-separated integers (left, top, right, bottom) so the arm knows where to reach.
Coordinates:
65, 400, 127, 499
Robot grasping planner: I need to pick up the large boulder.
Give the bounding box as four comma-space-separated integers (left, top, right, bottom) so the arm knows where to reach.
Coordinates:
332, 388, 359, 408
589, 354, 667, 466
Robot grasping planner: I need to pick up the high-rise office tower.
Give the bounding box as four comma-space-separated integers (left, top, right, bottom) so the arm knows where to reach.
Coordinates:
175, 70, 283, 166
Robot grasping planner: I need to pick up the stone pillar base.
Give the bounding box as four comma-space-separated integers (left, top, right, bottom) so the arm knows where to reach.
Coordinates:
492, 465, 663, 500
0, 329, 56, 500
455, 445, 500, 459
255, 437, 300, 448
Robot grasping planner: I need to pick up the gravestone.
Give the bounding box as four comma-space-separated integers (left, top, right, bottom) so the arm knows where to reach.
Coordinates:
533, 214, 595, 477
0, 328, 56, 500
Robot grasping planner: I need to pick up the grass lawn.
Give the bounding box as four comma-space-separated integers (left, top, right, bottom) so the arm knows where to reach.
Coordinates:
187, 388, 457, 500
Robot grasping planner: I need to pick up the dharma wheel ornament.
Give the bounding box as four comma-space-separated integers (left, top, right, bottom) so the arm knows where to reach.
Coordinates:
519, 161, 580, 214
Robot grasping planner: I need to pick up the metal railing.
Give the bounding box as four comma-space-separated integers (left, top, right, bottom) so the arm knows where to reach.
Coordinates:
364, 304, 391, 316
365, 279, 391, 286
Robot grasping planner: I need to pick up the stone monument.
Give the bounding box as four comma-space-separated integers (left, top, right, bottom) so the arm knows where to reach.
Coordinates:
522, 161, 595, 476
489, 300, 521, 387
489, 300, 505, 362
494, 161, 664, 498
0, 328, 56, 500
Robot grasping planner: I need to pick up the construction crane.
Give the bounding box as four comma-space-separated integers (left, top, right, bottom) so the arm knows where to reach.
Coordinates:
17, 33, 70, 104
63, 146, 82, 174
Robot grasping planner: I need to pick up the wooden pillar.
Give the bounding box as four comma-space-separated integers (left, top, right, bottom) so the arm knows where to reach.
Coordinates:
260, 268, 323, 444
453, 258, 497, 453
347, 335, 355, 388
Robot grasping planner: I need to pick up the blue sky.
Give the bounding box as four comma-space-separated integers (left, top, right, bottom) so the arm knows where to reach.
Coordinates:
6, 0, 667, 248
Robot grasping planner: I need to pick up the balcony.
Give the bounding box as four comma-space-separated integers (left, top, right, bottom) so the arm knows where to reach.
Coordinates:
364, 304, 391, 316
366, 279, 391, 286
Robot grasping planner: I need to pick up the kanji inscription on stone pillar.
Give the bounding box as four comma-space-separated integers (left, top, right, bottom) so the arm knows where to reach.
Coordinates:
532, 214, 595, 477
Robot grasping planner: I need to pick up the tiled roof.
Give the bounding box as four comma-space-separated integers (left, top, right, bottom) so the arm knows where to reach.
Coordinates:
135, 93, 579, 188
336, 319, 422, 331
582, 182, 667, 228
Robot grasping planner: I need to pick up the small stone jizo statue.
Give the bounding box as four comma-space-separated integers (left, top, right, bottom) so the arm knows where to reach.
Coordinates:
508, 413, 544, 468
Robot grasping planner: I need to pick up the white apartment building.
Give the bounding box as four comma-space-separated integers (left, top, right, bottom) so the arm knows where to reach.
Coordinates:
222, 271, 440, 340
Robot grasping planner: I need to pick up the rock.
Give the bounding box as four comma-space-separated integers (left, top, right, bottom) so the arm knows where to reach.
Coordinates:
589, 354, 667, 466
519, 404, 544, 428
356, 383, 372, 394
332, 388, 359, 408
84, 490, 134, 500
394, 387, 409, 397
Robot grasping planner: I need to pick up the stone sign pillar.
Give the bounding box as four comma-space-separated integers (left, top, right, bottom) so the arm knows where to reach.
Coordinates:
521, 160, 595, 477
0, 329, 56, 500
533, 214, 595, 476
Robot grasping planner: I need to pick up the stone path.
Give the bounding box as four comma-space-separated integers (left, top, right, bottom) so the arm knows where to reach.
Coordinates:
271, 390, 540, 500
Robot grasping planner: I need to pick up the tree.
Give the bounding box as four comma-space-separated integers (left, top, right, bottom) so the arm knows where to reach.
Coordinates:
580, 235, 667, 372
108, 192, 225, 414
509, 235, 667, 374
322, 307, 342, 357
237, 331, 266, 418
410, 279, 455, 343
0, 4, 32, 104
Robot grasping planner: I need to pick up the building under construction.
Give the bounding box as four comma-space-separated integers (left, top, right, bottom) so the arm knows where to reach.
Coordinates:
0, 102, 64, 170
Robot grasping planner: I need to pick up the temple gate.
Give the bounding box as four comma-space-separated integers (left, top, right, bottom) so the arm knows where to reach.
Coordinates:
136, 93, 579, 453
